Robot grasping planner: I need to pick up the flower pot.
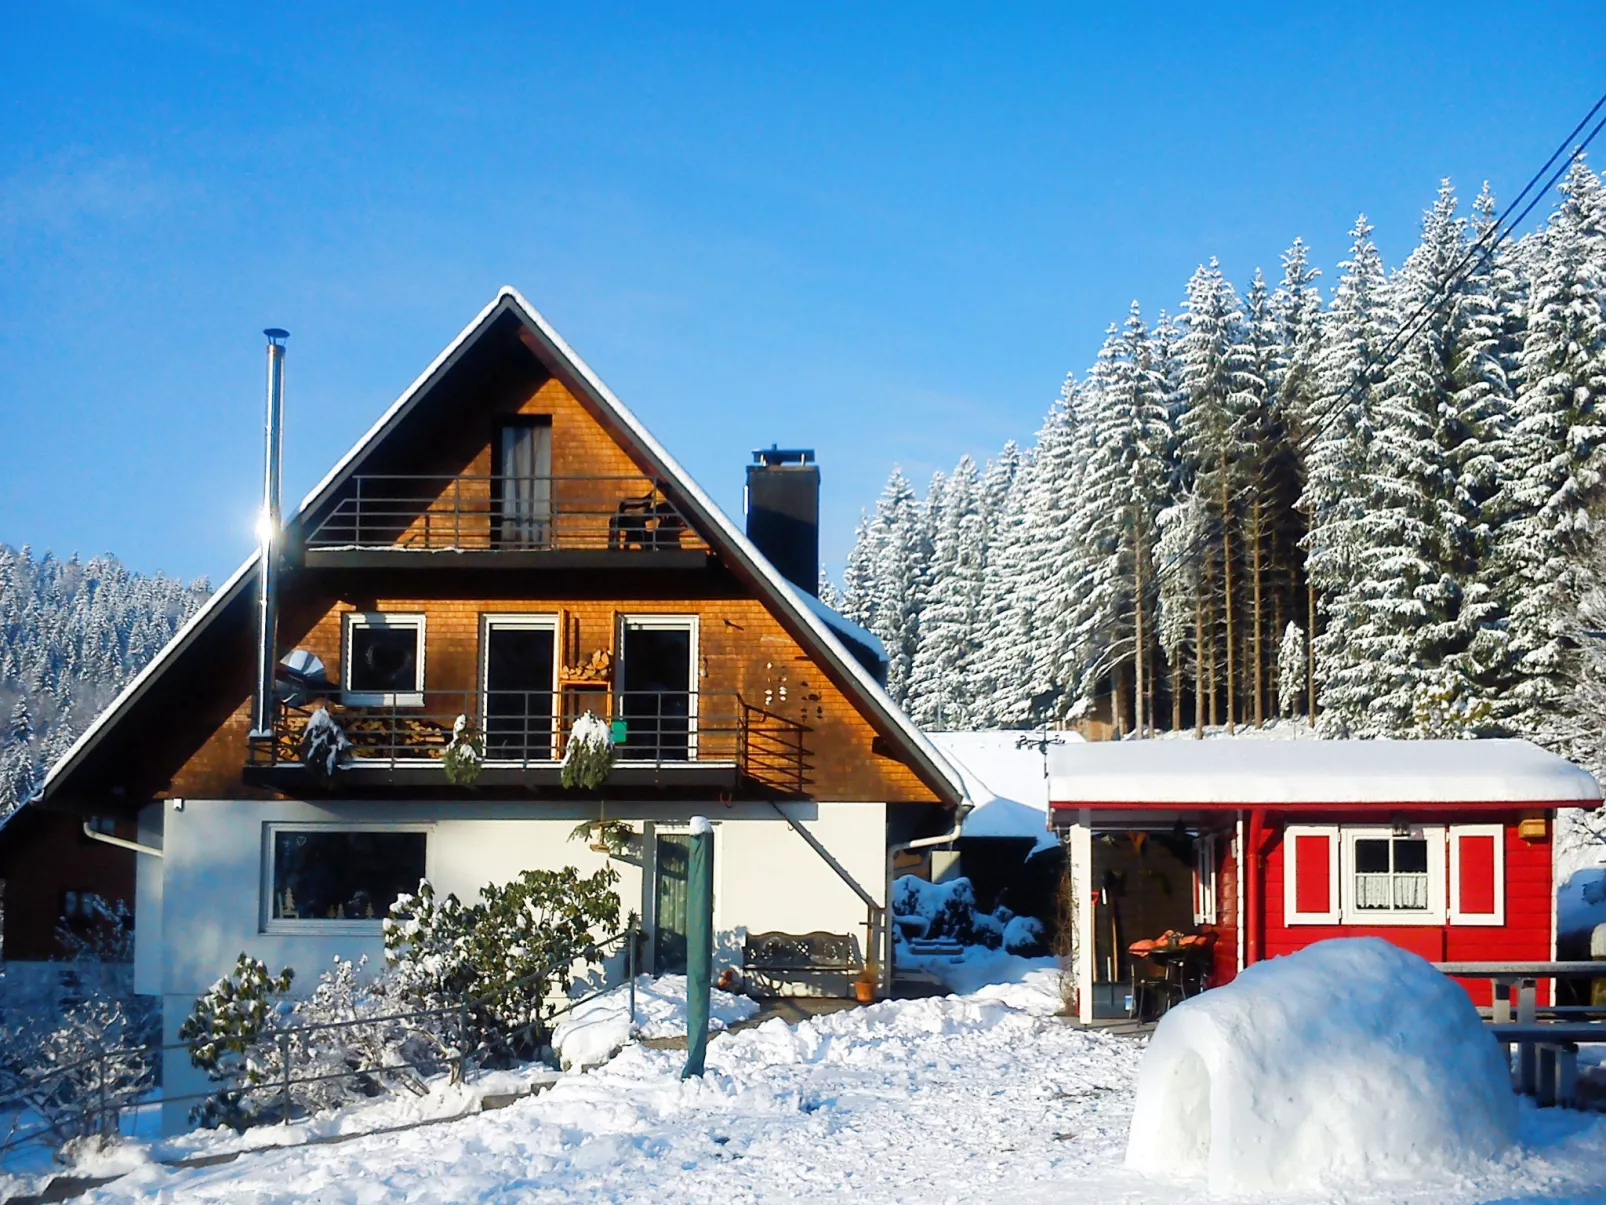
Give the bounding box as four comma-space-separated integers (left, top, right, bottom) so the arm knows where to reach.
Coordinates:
854, 979, 875, 1004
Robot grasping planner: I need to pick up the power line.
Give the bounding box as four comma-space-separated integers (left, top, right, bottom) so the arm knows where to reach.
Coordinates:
1140, 89, 1606, 598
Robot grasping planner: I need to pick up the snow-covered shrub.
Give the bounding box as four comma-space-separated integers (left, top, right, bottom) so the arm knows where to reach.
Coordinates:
1002, 915, 1046, 955
384, 866, 621, 1064
298, 707, 351, 780
3, 994, 156, 1160
440, 714, 484, 787
180, 953, 295, 1129
893, 875, 1039, 951
561, 711, 614, 789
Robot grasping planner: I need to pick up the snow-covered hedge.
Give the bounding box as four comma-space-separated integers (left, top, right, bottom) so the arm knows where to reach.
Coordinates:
891, 875, 1046, 955
1126, 937, 1516, 1194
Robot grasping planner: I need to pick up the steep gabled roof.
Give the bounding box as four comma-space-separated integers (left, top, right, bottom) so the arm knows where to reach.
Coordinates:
41, 288, 963, 806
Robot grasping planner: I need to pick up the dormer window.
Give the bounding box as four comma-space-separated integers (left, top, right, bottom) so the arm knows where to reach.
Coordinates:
343, 613, 425, 706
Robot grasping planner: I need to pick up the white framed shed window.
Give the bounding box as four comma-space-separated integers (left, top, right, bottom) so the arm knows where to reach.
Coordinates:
1340, 825, 1446, 925
1448, 823, 1505, 926
263, 824, 429, 933
1284, 824, 1341, 925
342, 612, 425, 706
1193, 833, 1218, 926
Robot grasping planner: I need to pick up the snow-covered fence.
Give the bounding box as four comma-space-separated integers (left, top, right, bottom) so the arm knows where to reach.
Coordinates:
0, 926, 642, 1167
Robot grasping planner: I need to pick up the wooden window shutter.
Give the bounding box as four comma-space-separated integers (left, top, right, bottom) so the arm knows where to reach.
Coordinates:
1448, 824, 1505, 926
1284, 825, 1340, 924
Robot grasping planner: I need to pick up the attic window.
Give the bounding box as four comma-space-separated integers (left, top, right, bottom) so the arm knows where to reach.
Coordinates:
343, 613, 425, 706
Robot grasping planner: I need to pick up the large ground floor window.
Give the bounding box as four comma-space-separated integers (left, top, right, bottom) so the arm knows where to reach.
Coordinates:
265, 826, 428, 931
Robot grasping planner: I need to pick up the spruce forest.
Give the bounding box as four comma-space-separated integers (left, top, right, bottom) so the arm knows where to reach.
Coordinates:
835, 163, 1606, 772
0, 546, 210, 814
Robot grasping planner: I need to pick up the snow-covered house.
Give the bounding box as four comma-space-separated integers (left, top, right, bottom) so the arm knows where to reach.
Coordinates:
33, 289, 966, 1133
1049, 739, 1601, 1022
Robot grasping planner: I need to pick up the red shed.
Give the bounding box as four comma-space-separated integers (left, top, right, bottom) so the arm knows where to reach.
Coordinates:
1046, 738, 1601, 1023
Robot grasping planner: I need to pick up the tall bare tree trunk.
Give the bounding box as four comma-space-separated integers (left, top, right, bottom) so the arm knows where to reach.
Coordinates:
1220, 470, 1235, 735
1194, 586, 1205, 738
1251, 494, 1264, 727
1205, 561, 1219, 729
1306, 576, 1317, 728
1133, 528, 1146, 739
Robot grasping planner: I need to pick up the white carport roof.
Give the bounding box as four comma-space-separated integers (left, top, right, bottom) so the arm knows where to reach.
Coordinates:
1048, 738, 1601, 809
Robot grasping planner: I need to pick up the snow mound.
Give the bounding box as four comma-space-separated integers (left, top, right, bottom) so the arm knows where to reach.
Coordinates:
1126, 937, 1516, 1195
551, 975, 759, 1069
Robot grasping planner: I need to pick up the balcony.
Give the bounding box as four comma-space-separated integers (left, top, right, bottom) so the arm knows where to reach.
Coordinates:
245, 689, 808, 795
298, 475, 711, 568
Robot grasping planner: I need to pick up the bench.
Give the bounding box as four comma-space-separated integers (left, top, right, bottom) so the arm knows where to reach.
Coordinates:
1487, 1022, 1606, 1108
743, 931, 857, 998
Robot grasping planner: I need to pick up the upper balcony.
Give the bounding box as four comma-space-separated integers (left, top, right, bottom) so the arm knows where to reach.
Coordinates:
297, 474, 711, 569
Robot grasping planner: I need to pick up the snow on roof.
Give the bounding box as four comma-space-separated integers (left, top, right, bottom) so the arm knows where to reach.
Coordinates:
800, 594, 885, 662
1048, 737, 1601, 806
41, 289, 965, 807
930, 731, 1084, 848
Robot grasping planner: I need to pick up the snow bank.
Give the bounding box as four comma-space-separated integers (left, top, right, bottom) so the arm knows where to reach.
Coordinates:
1126, 938, 1516, 1195
551, 975, 759, 1069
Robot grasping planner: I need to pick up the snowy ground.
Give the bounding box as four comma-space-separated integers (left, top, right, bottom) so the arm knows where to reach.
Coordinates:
8, 963, 1599, 1205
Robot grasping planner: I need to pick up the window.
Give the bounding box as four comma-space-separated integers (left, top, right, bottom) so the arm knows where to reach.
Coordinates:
1339, 825, 1446, 925
617, 615, 699, 761
60, 889, 107, 923
343, 613, 425, 706
481, 615, 559, 760
265, 826, 428, 930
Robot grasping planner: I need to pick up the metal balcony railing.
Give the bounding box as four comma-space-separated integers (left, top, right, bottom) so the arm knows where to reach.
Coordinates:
249, 689, 807, 793
302, 475, 708, 553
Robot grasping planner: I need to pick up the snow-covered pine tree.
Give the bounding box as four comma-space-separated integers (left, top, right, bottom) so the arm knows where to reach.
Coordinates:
1302, 216, 1393, 734
1277, 621, 1307, 718
1494, 160, 1606, 750
907, 458, 986, 728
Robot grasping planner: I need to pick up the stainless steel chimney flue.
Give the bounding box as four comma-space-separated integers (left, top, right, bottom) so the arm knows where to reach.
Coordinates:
250, 328, 289, 740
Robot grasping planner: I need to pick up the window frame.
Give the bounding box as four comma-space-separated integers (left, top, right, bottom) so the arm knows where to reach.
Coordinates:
341, 612, 426, 707
615, 614, 701, 761
1193, 832, 1218, 926
260, 822, 432, 935
479, 613, 562, 762
1448, 823, 1506, 927
1338, 824, 1446, 926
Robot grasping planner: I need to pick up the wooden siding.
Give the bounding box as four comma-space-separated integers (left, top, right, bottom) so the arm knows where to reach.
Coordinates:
0, 811, 136, 961
167, 573, 938, 805
1263, 814, 1552, 1006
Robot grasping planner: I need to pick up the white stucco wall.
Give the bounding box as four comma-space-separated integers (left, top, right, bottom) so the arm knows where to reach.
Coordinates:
133, 802, 164, 998
153, 797, 887, 1134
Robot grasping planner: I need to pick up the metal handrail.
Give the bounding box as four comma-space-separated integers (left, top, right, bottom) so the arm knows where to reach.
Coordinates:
249, 689, 808, 792
303, 474, 708, 553
0, 929, 643, 1159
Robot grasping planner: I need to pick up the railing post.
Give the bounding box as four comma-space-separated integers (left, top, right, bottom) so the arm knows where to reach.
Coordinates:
454, 476, 462, 549
628, 931, 637, 1030
96, 1050, 108, 1141
354, 478, 363, 545
279, 1031, 292, 1123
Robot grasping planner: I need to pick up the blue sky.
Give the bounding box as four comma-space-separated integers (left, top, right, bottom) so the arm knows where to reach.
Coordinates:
2, 2, 1603, 584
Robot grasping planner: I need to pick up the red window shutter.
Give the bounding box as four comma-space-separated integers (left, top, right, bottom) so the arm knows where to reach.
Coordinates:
1458, 835, 1497, 914
1449, 825, 1504, 926
1294, 834, 1332, 915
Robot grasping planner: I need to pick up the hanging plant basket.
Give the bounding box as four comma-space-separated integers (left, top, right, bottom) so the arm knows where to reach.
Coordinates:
441, 715, 485, 787
562, 711, 616, 790
568, 819, 633, 857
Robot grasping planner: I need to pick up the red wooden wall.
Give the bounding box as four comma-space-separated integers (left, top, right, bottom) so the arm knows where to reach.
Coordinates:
1261, 812, 1552, 1005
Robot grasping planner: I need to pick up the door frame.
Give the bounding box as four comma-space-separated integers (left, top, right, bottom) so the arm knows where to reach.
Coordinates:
479, 613, 561, 761
644, 819, 716, 976
615, 614, 700, 760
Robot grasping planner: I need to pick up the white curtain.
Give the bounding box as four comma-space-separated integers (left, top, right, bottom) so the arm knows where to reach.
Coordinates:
499, 424, 552, 547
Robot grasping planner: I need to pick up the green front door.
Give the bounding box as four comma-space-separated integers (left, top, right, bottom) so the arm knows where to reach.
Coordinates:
655, 833, 693, 974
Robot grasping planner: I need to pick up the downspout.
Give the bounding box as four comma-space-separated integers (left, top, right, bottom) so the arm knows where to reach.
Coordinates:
250, 329, 289, 741
883, 803, 973, 998
82, 820, 163, 859
1246, 807, 1268, 966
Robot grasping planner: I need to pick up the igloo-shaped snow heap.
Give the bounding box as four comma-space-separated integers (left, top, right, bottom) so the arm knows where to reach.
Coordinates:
1125, 937, 1517, 1194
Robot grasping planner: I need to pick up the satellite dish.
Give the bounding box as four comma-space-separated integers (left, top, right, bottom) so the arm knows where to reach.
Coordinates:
275, 650, 332, 704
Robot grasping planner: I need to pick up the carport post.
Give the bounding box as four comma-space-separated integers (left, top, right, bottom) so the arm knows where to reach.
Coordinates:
683, 815, 713, 1079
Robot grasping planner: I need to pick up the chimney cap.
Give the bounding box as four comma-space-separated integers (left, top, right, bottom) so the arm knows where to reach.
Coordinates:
751, 445, 815, 467
264, 328, 290, 343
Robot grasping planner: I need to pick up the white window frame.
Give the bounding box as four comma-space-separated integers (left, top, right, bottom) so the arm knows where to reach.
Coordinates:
261, 822, 432, 935
1193, 832, 1218, 926
1448, 823, 1506, 927
479, 614, 562, 763
616, 614, 700, 760
1339, 824, 1446, 926
342, 612, 426, 706
1284, 823, 1341, 925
